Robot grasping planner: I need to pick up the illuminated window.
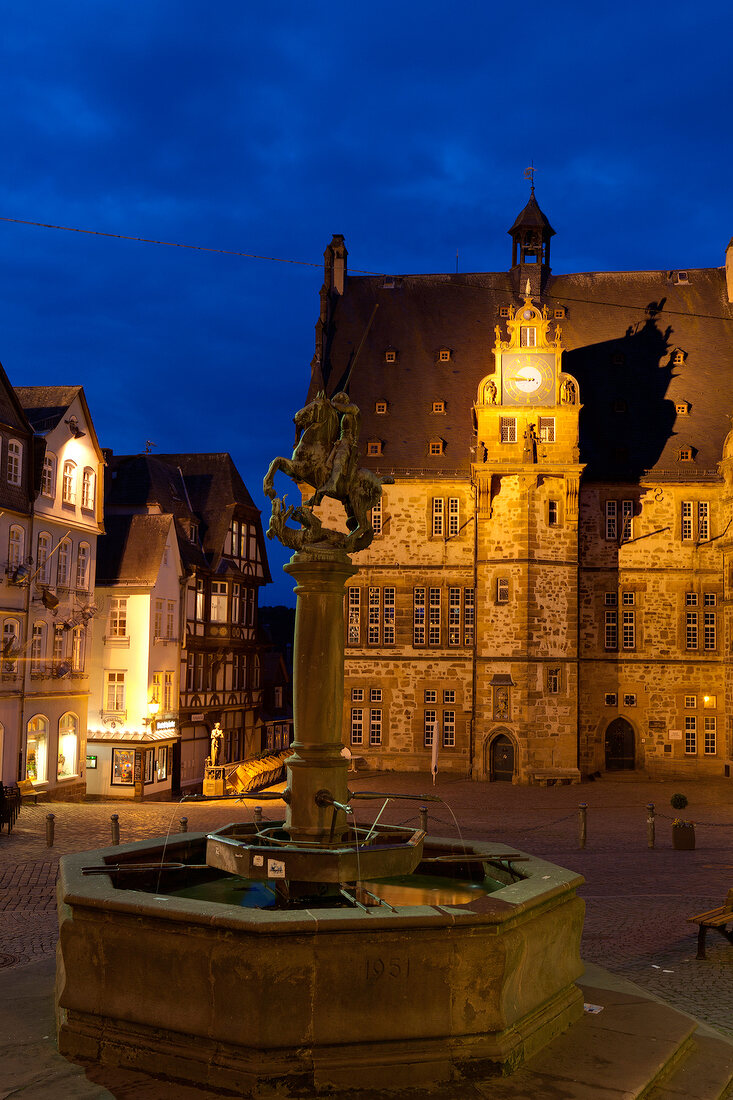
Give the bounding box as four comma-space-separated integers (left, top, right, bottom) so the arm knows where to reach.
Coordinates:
383, 587, 395, 645
57, 713, 78, 779
211, 581, 228, 622
41, 453, 56, 497
26, 715, 49, 782
112, 748, 134, 785
432, 400, 445, 414
375, 401, 387, 414
500, 417, 517, 443
195, 578, 205, 621
675, 402, 689, 415
429, 439, 444, 456
538, 417, 555, 443
704, 716, 716, 754
81, 467, 95, 510
62, 461, 76, 504
6, 439, 23, 486
672, 349, 685, 365
156, 746, 168, 780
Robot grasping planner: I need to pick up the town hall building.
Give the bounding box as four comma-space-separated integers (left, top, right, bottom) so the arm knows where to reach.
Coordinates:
307, 190, 733, 782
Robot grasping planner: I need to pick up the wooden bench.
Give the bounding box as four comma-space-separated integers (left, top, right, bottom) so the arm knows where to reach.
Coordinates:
688, 889, 733, 959
16, 779, 38, 806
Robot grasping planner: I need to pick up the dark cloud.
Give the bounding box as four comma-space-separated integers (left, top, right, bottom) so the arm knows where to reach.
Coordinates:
0, 0, 730, 602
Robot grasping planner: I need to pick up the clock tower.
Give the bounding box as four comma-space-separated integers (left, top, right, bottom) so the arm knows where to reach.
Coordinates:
471, 295, 585, 780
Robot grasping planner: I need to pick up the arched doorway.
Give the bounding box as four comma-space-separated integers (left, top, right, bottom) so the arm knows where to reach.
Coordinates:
489, 733, 515, 781
605, 717, 635, 770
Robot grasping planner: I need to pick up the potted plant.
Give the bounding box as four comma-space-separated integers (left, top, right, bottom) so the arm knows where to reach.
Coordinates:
670, 794, 695, 850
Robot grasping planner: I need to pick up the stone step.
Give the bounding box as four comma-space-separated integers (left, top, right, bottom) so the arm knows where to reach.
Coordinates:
646, 1033, 733, 1099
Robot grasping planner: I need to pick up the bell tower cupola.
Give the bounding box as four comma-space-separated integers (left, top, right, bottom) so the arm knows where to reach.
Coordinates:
508, 175, 555, 298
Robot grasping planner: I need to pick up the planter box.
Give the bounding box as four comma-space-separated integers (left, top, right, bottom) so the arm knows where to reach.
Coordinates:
672, 825, 695, 850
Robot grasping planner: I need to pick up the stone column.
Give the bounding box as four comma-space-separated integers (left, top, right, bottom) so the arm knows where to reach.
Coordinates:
283, 546, 356, 846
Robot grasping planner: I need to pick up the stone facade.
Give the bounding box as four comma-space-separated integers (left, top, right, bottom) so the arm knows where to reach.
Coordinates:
306, 198, 733, 783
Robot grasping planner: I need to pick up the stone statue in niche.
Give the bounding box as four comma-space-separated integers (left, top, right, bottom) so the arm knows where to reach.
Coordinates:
263, 391, 392, 553
561, 378, 576, 405
483, 380, 497, 405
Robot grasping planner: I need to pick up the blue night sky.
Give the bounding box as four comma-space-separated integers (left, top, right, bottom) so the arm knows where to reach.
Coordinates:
0, 2, 730, 604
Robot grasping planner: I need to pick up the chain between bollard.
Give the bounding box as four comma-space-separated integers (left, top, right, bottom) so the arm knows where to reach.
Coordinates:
110, 813, 120, 846
45, 812, 55, 848
647, 802, 655, 848
578, 803, 587, 849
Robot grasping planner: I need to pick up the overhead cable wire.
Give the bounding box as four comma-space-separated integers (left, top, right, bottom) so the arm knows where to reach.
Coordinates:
1, 213, 732, 322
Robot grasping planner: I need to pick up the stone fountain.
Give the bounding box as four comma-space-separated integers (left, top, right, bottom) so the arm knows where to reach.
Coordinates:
56, 391, 585, 1096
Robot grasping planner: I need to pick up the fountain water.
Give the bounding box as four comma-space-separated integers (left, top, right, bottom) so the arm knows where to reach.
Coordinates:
56, 392, 584, 1096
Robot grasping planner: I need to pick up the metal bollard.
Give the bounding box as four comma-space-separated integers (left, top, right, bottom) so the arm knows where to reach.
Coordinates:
110, 813, 120, 846
254, 806, 263, 826
45, 812, 55, 848
647, 802, 655, 849
578, 803, 587, 849
419, 805, 428, 833
179, 816, 188, 833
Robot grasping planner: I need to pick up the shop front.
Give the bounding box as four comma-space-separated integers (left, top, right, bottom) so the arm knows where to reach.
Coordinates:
85, 725, 179, 801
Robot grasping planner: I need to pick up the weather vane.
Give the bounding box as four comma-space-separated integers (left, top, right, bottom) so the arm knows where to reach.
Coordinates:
524, 163, 536, 193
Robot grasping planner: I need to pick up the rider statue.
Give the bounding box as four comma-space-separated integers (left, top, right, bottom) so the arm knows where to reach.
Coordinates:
263, 389, 390, 554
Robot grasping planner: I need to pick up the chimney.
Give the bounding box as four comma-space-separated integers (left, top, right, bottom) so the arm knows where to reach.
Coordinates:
726, 237, 733, 304
324, 234, 347, 296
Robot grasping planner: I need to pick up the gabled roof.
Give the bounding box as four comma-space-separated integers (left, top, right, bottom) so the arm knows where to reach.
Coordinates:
96, 513, 175, 586
14, 386, 84, 431
0, 361, 35, 435
314, 261, 733, 482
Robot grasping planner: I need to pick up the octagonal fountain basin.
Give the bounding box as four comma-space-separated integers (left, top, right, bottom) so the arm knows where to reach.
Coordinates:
56, 829, 585, 1097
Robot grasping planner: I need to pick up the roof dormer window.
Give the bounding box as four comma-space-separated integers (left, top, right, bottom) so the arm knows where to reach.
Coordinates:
672, 349, 686, 366
432, 401, 445, 414
678, 446, 694, 461
429, 439, 445, 456
499, 306, 510, 318
676, 402, 690, 415
384, 349, 397, 364
367, 439, 383, 456
553, 307, 566, 319
375, 401, 387, 414
438, 348, 451, 362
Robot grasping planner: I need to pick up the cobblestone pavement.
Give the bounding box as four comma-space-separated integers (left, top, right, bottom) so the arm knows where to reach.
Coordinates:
2, 772, 732, 1039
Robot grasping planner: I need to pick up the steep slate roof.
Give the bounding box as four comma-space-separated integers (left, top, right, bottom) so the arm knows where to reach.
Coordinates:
315, 260, 733, 482
14, 386, 83, 431
96, 513, 173, 586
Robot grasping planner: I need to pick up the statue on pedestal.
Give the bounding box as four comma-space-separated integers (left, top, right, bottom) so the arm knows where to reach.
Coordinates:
263, 390, 391, 552
209, 722, 223, 768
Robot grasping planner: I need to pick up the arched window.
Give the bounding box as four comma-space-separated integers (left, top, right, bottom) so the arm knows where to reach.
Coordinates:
62, 461, 77, 504
58, 712, 78, 779
7, 439, 23, 486
2, 617, 20, 672
8, 524, 24, 569
41, 452, 57, 498
26, 715, 49, 782
56, 539, 71, 587
81, 467, 95, 510
76, 542, 90, 590
36, 533, 52, 584
30, 621, 47, 673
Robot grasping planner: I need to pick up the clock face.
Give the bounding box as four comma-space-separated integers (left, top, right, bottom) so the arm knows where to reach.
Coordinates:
501, 353, 555, 405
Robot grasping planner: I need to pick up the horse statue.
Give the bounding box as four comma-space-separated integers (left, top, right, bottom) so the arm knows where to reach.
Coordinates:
263, 391, 390, 552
